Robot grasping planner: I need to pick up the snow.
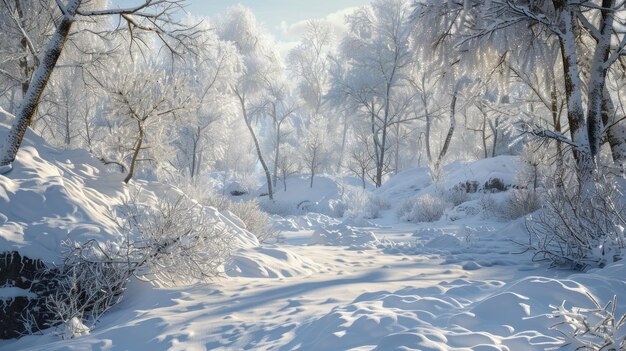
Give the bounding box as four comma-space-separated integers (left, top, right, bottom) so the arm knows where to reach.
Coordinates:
0, 124, 262, 264
0, 287, 36, 301
2, 126, 625, 351
376, 155, 520, 213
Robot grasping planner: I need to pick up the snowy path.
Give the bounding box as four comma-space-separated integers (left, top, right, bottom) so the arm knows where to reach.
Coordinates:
2, 221, 575, 351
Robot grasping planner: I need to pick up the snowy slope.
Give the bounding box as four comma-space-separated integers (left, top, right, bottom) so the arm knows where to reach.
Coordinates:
0, 123, 315, 278
0, 123, 126, 264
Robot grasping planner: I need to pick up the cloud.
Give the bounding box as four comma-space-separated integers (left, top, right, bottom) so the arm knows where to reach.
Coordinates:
277, 6, 360, 45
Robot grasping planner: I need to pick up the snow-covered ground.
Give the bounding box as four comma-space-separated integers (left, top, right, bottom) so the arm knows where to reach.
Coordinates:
5, 215, 625, 350
2, 125, 625, 351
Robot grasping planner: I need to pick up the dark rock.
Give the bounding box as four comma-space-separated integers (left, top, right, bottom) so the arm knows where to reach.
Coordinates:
0, 251, 58, 339
483, 178, 508, 193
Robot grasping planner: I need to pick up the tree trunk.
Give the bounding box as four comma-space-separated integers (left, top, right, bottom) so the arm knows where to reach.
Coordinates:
124, 122, 144, 183
480, 110, 488, 159
554, 1, 594, 182
602, 87, 626, 176
64, 100, 71, 145
394, 123, 400, 174
585, 0, 614, 160
237, 93, 273, 200
309, 148, 317, 188
273, 119, 281, 188
337, 113, 349, 173
0, 0, 83, 166
425, 112, 432, 164
489, 117, 499, 158
434, 91, 457, 172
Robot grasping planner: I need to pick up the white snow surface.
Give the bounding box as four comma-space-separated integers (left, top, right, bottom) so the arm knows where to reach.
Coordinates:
0, 124, 312, 281
2, 132, 625, 351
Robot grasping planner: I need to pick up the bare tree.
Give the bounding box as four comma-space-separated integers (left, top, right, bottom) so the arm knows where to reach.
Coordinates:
0, 0, 194, 169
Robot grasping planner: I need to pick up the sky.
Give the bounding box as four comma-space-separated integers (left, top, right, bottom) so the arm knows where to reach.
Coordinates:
182, 1, 370, 55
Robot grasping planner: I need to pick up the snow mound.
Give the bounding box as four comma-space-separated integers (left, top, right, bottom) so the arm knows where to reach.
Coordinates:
310, 225, 379, 249
377, 156, 521, 214
0, 124, 259, 263
225, 246, 321, 278
288, 262, 626, 351
261, 175, 342, 216
424, 234, 462, 249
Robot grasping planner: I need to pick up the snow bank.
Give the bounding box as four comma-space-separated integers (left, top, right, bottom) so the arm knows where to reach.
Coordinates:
0, 124, 259, 264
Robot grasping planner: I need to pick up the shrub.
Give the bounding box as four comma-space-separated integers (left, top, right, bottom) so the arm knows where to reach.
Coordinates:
227, 199, 277, 242
549, 295, 626, 350
528, 174, 626, 270
39, 190, 236, 337
42, 240, 129, 338
444, 187, 470, 206
501, 189, 542, 219
398, 194, 449, 222
478, 194, 500, 219
483, 177, 508, 192
342, 186, 390, 219
183, 184, 277, 242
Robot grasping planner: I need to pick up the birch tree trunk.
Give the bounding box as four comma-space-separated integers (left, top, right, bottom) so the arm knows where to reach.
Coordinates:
554, 0, 594, 182
0, 0, 83, 166
602, 87, 626, 175
585, 0, 614, 161
124, 121, 144, 183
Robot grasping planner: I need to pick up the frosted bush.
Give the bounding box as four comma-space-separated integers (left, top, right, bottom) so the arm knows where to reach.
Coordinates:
398, 194, 449, 222
501, 189, 542, 219
41, 190, 236, 338
342, 186, 390, 219
550, 295, 626, 350
528, 174, 626, 270
227, 200, 277, 242
183, 184, 277, 242
444, 187, 470, 206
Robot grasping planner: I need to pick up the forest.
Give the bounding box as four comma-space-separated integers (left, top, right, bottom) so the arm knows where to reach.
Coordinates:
1, 0, 626, 350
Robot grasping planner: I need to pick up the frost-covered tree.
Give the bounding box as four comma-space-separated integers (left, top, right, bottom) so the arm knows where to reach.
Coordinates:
301, 116, 330, 188
98, 61, 192, 183
329, 0, 416, 187
447, 0, 626, 180
287, 20, 333, 117
0, 0, 195, 169
218, 5, 283, 200
169, 22, 240, 180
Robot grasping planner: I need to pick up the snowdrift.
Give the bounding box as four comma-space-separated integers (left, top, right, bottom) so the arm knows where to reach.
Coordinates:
286, 262, 626, 351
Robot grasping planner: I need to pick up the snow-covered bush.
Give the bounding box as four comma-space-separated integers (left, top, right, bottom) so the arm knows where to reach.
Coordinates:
182, 184, 277, 242
227, 200, 277, 242
341, 186, 390, 219
478, 194, 500, 219
443, 186, 470, 206
42, 240, 131, 338
398, 194, 448, 222
550, 295, 626, 350
500, 189, 542, 219
528, 174, 626, 270
40, 190, 236, 337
